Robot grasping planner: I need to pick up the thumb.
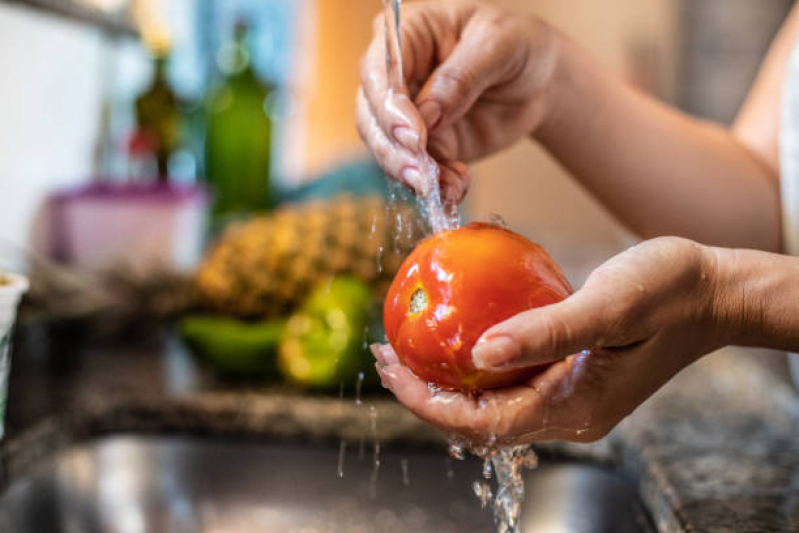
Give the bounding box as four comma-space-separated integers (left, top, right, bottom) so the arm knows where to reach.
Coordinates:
472, 289, 610, 372
414, 27, 513, 133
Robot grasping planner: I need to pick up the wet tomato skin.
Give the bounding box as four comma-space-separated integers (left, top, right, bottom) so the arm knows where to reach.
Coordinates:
383, 222, 573, 391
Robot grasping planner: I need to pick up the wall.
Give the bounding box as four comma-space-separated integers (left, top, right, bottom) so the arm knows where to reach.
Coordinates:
0, 4, 105, 264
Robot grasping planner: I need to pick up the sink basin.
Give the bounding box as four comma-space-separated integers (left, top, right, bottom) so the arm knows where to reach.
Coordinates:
0, 435, 650, 533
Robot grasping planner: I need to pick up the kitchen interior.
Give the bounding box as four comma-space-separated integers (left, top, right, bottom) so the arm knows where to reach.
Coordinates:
0, 0, 798, 532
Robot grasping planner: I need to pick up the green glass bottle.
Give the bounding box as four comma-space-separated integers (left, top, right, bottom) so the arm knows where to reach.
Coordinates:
135, 52, 183, 183
204, 22, 274, 225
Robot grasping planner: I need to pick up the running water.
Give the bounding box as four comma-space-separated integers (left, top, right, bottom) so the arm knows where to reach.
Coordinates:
380, 2, 535, 531
383, 0, 458, 234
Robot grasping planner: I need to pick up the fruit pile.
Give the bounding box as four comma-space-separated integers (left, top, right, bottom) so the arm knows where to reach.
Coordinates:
184, 195, 426, 390
196, 195, 425, 318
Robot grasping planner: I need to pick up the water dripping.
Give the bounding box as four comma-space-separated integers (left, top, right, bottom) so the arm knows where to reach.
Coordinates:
337, 440, 347, 479
354, 372, 365, 406
400, 458, 410, 486
369, 441, 382, 500
445, 457, 455, 481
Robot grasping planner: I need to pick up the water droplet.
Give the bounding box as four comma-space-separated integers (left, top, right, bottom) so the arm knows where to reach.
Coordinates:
369, 405, 378, 436
488, 213, 509, 229
337, 440, 347, 479
472, 481, 493, 508
370, 440, 381, 500
445, 457, 455, 480
482, 457, 493, 479
448, 443, 466, 461
355, 372, 365, 406
373, 441, 381, 469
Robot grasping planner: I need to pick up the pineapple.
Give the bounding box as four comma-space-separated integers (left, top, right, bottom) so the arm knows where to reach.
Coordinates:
196, 195, 427, 318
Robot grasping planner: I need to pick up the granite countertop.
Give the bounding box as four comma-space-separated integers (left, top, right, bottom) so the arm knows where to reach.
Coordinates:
1, 322, 798, 532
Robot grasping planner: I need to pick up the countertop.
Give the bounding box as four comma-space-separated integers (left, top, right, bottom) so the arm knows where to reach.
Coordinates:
1, 322, 798, 532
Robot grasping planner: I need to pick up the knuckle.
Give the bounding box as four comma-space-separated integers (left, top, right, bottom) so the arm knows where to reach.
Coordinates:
599, 296, 639, 346
539, 312, 572, 356
434, 67, 476, 96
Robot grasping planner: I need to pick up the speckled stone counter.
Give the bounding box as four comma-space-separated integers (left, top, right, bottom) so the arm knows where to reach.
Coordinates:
1, 323, 797, 532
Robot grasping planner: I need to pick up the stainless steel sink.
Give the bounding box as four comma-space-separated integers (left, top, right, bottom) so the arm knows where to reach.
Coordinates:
0, 435, 650, 533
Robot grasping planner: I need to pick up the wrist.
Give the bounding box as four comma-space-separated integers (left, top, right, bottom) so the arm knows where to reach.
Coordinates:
705, 246, 785, 348
532, 30, 600, 147
530, 25, 569, 140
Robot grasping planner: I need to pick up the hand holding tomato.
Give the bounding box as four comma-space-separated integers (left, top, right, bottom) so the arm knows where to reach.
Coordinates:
383, 223, 572, 391
376, 237, 733, 444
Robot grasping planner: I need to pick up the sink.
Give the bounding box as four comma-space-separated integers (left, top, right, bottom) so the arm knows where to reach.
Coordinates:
0, 435, 651, 533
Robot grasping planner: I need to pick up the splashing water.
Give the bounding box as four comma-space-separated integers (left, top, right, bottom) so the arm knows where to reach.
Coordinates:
450, 437, 539, 533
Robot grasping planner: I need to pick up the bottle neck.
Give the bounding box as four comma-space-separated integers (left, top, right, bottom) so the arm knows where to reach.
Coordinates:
153, 55, 169, 84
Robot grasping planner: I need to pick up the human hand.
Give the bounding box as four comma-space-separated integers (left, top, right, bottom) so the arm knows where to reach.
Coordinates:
357, 0, 560, 203
374, 237, 730, 444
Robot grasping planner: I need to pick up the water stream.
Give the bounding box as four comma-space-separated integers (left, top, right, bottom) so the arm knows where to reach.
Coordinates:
380, 2, 536, 531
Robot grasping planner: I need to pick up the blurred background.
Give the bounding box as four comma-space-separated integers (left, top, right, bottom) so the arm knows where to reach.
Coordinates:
1, 0, 794, 271
0, 0, 793, 386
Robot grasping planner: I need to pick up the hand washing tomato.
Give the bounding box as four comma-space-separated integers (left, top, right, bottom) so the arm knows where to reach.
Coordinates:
383, 222, 573, 392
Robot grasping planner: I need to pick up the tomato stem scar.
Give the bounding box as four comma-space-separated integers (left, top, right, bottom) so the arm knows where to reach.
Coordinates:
409, 287, 428, 315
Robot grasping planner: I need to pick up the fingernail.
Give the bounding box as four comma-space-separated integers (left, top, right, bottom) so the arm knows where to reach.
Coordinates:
401, 167, 422, 191
393, 126, 420, 152
370, 344, 387, 366
472, 335, 520, 371
376, 364, 398, 390
418, 101, 442, 130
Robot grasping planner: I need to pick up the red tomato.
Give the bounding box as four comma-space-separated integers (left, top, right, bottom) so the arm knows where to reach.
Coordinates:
383, 222, 573, 392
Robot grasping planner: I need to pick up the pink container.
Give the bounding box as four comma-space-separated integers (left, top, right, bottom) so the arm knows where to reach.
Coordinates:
52, 183, 208, 273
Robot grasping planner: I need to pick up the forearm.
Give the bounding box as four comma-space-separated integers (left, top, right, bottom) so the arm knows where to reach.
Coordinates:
536, 34, 782, 252
711, 246, 799, 350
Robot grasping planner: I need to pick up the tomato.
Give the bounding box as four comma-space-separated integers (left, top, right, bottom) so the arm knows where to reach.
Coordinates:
383, 222, 573, 392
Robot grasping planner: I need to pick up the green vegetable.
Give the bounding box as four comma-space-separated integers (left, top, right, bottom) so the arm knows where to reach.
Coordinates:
278, 277, 377, 389
180, 315, 284, 378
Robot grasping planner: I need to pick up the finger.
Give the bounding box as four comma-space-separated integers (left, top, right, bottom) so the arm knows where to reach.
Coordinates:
472, 287, 613, 371
414, 19, 518, 133
357, 89, 428, 193
377, 362, 546, 441
360, 24, 427, 153
438, 160, 470, 205
370, 343, 400, 367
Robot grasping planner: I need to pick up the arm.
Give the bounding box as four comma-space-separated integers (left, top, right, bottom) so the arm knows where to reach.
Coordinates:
358, 1, 799, 252
535, 22, 797, 252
